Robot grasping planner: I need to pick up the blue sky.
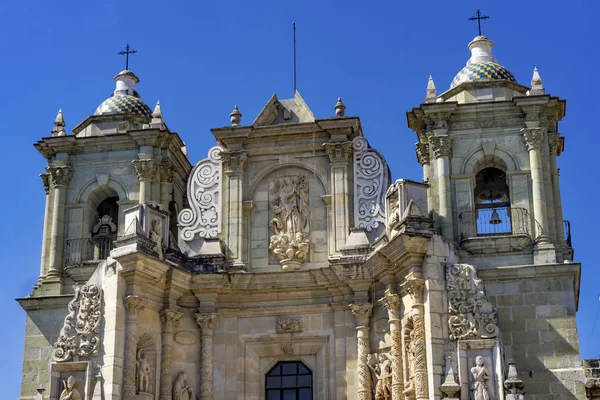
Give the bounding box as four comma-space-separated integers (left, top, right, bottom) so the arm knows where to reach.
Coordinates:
1, 0, 597, 397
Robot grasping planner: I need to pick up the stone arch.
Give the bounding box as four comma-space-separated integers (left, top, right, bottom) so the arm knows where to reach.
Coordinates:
76, 175, 129, 205
248, 162, 328, 199
461, 145, 519, 175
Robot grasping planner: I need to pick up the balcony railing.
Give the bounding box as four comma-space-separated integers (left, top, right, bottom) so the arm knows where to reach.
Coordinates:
459, 207, 535, 241
65, 237, 114, 265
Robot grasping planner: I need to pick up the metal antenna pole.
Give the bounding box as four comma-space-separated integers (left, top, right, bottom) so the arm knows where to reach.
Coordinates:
293, 22, 297, 94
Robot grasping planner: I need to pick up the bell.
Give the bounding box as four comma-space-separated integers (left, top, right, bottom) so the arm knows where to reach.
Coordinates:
489, 209, 502, 225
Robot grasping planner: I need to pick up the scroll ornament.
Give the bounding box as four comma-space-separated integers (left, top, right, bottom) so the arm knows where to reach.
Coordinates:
178, 146, 223, 240
353, 137, 388, 232
53, 284, 102, 362
446, 264, 499, 340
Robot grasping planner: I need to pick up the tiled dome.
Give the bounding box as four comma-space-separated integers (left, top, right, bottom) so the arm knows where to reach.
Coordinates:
95, 95, 153, 118
450, 62, 517, 89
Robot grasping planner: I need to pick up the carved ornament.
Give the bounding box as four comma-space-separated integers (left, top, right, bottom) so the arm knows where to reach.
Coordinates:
194, 313, 218, 336
350, 302, 373, 327
124, 295, 147, 316
401, 277, 425, 305
133, 159, 157, 181
280, 343, 295, 355
352, 137, 388, 232
159, 162, 175, 183
429, 135, 452, 158
47, 165, 73, 187
415, 142, 430, 166
276, 316, 304, 333
521, 128, 544, 151
548, 132, 561, 156
160, 309, 182, 330
222, 150, 247, 172
368, 352, 393, 400
324, 141, 353, 163
446, 264, 499, 340
53, 284, 102, 362
40, 173, 50, 194
178, 146, 223, 240
380, 291, 401, 321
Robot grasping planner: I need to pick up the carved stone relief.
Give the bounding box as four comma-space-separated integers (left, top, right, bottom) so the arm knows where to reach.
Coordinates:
276, 316, 304, 333
368, 352, 393, 400
137, 349, 152, 394
471, 356, 495, 400
178, 146, 223, 240
173, 372, 196, 400
53, 284, 102, 362
268, 175, 310, 270
353, 137, 388, 232
59, 375, 82, 400
446, 264, 499, 340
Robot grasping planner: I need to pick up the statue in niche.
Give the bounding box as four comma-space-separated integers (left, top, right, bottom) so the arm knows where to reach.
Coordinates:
59, 375, 82, 400
150, 219, 163, 259
137, 349, 152, 393
368, 353, 393, 400
471, 356, 494, 400
173, 372, 197, 400
268, 176, 311, 269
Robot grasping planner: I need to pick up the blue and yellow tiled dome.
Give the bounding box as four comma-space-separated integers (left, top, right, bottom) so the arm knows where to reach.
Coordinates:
450, 62, 517, 89
95, 95, 153, 118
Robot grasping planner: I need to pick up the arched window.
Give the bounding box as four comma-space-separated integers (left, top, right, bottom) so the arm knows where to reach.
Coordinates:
265, 361, 313, 400
473, 167, 511, 235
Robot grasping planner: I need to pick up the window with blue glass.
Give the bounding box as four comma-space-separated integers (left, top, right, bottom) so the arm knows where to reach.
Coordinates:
265, 361, 313, 400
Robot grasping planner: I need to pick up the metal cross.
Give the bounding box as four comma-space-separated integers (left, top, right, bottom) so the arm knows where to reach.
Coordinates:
468, 9, 490, 36
118, 44, 137, 70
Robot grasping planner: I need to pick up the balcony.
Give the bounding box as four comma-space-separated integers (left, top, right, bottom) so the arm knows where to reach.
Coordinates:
458, 207, 537, 254
65, 237, 114, 266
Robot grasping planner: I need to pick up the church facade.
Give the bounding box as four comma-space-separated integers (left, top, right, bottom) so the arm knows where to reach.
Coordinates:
18, 35, 600, 400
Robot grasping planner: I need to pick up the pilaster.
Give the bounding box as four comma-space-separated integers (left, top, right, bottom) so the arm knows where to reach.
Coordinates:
159, 309, 182, 400
158, 162, 174, 210
324, 141, 353, 254
222, 150, 247, 268
429, 134, 453, 240
195, 313, 218, 400
38, 173, 51, 286
133, 158, 157, 204
123, 295, 147, 399
350, 302, 373, 400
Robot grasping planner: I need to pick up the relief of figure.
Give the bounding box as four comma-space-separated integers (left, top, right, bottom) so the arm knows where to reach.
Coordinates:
137, 350, 152, 393
59, 376, 82, 400
471, 356, 494, 400
150, 219, 163, 259
173, 372, 197, 400
368, 353, 393, 400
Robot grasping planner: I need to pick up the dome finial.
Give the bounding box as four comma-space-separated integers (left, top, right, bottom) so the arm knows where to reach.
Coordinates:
51, 109, 66, 137
528, 67, 545, 95
467, 36, 497, 66
230, 105, 242, 126
425, 76, 437, 103
334, 97, 346, 117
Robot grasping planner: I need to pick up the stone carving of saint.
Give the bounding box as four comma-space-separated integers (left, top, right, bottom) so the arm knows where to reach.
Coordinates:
173, 372, 197, 400
150, 219, 163, 259
368, 353, 393, 400
59, 375, 82, 400
471, 356, 494, 400
137, 350, 152, 393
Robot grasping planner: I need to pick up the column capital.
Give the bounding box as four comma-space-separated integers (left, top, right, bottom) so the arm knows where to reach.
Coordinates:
415, 142, 430, 166
429, 135, 452, 158
194, 313, 218, 336
133, 158, 157, 180
160, 308, 182, 330
40, 173, 50, 195
380, 290, 401, 321
47, 165, 73, 187
158, 162, 175, 183
350, 302, 373, 327
221, 150, 247, 173
521, 127, 545, 151
124, 295, 147, 317
547, 132, 561, 156
400, 276, 425, 305
323, 141, 353, 164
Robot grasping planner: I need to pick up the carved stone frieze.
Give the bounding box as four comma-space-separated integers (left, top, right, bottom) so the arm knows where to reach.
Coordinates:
446, 264, 499, 340
178, 146, 223, 240
429, 135, 452, 158
415, 142, 430, 166
352, 137, 388, 232
159, 162, 175, 183
133, 158, 157, 181
53, 284, 102, 362
521, 128, 544, 151
268, 175, 311, 270
40, 173, 50, 194
450, 118, 524, 131
47, 165, 73, 187
221, 150, 247, 173
276, 316, 304, 333
403, 314, 428, 399
324, 141, 353, 163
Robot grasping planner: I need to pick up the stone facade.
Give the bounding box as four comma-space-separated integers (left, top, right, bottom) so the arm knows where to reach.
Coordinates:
17, 36, 596, 400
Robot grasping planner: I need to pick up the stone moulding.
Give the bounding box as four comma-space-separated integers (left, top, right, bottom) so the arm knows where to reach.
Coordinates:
353, 137, 388, 232
276, 316, 304, 333
53, 284, 102, 362
178, 146, 223, 241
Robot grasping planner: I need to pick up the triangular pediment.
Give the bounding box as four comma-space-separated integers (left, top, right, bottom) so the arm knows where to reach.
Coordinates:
252, 91, 315, 127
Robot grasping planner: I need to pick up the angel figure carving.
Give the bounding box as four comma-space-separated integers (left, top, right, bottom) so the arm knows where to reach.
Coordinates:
173, 372, 197, 400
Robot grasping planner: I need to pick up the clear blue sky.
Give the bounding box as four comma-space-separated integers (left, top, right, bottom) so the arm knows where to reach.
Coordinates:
1, 0, 597, 397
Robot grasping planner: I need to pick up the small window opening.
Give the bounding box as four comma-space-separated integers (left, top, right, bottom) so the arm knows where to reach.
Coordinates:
474, 167, 511, 235
265, 361, 313, 400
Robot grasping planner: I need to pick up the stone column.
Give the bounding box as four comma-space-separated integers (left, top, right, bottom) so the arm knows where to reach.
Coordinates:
159, 162, 175, 211
38, 173, 51, 285
324, 142, 353, 253
123, 296, 147, 399
159, 309, 182, 400
46, 164, 73, 281
222, 150, 247, 268
401, 277, 428, 400
133, 158, 157, 205
548, 133, 565, 242
195, 313, 218, 400
381, 290, 404, 400
415, 143, 431, 213
429, 135, 453, 239
522, 128, 548, 238
350, 302, 373, 400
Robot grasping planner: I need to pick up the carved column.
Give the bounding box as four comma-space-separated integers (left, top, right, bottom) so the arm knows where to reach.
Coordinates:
324, 142, 353, 253
222, 150, 247, 268
381, 290, 404, 400
38, 173, 51, 285
159, 309, 182, 400
522, 127, 548, 237
133, 158, 157, 204
159, 162, 174, 210
429, 135, 453, 240
46, 164, 73, 281
350, 302, 373, 400
548, 133, 565, 243
401, 277, 428, 400
195, 313, 218, 400
415, 142, 431, 213
123, 296, 147, 399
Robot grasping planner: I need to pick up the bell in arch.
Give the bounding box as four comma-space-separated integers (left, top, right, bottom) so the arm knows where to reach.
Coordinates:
489, 209, 502, 225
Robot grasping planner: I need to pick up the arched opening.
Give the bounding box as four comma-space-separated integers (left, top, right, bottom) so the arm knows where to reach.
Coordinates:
473, 167, 511, 235
90, 196, 119, 259
265, 361, 313, 400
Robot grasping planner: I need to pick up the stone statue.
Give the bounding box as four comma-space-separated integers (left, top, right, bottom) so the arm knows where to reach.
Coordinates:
368, 353, 393, 400
150, 219, 163, 259
59, 375, 82, 400
137, 350, 152, 393
173, 372, 197, 400
471, 356, 494, 400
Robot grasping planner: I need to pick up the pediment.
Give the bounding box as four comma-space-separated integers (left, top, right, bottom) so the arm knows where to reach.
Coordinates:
252, 91, 315, 127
